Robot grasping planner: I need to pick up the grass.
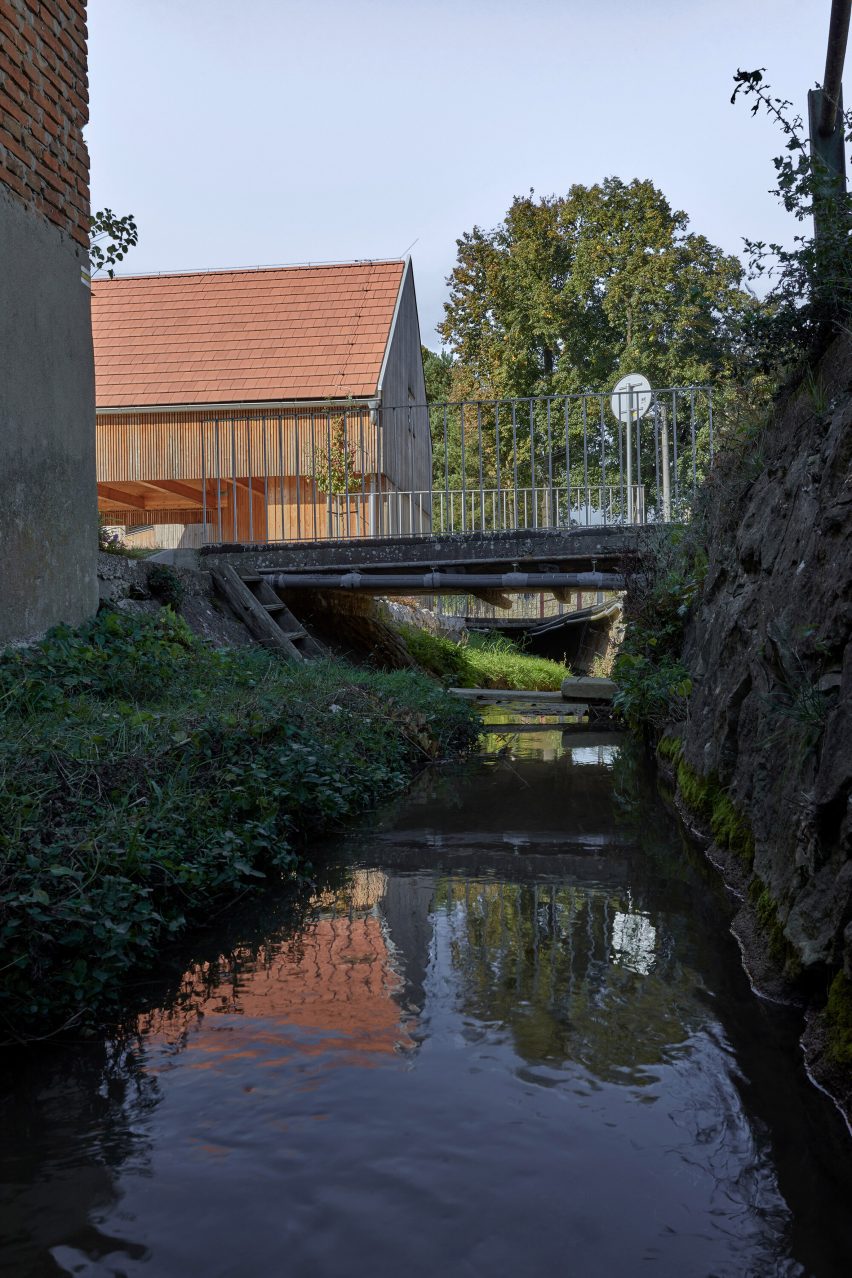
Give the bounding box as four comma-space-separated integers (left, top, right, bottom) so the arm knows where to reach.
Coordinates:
0, 608, 478, 1041
400, 626, 568, 691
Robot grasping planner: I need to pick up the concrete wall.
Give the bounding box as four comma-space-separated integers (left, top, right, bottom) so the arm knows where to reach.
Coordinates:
0, 184, 97, 644
0, 0, 97, 645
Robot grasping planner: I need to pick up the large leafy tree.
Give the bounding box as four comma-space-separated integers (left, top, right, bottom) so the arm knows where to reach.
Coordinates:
427, 180, 762, 515
439, 178, 756, 399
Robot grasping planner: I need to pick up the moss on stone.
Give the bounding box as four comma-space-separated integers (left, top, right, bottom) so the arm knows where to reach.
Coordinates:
825, 972, 852, 1067
657, 734, 684, 763
747, 877, 802, 977
710, 793, 756, 867
675, 758, 716, 823
673, 754, 755, 868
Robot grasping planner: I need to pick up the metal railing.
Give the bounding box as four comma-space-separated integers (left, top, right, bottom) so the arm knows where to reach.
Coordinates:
433, 591, 606, 622
103, 384, 712, 546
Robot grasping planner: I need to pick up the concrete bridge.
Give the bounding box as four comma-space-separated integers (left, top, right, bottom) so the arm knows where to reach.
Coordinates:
199, 525, 640, 598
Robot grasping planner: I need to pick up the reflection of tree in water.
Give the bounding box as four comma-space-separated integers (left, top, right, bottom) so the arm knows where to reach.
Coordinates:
432, 877, 705, 1085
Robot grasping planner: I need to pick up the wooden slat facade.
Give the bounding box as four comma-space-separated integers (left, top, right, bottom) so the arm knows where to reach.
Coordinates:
96, 261, 432, 545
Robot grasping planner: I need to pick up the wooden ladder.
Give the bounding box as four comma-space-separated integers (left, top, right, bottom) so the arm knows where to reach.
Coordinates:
211, 565, 325, 661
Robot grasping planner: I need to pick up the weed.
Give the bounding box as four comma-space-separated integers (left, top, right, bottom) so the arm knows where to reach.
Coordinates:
612, 523, 705, 732
401, 626, 568, 691
147, 564, 186, 610
0, 611, 478, 1041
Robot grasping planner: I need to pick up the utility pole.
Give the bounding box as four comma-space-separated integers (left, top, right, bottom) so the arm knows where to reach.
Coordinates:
808, 0, 851, 240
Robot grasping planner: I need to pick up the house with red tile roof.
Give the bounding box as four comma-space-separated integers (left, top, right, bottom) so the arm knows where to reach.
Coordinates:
92, 259, 430, 547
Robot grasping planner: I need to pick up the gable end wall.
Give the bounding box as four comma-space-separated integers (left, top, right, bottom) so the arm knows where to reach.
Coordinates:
378, 265, 431, 498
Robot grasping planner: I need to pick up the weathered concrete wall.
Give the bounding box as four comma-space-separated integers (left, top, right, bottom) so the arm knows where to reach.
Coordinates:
0, 185, 97, 643
0, 0, 97, 645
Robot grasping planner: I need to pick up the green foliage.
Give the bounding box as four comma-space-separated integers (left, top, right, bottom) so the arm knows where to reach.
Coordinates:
612, 526, 705, 731
613, 654, 692, 733
731, 69, 852, 365
402, 626, 468, 682
675, 759, 714, 824
313, 414, 362, 493
90, 208, 138, 279
0, 611, 478, 1040
401, 625, 568, 691
421, 346, 454, 402
439, 178, 756, 400
147, 564, 186, 610
824, 972, 852, 1068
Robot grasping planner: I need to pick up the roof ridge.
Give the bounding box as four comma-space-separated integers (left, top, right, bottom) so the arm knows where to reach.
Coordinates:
95, 258, 405, 284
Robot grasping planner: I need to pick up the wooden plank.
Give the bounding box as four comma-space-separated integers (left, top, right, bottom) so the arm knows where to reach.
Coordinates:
212, 566, 303, 660
98, 483, 149, 509
560, 676, 617, 703
448, 689, 566, 702
145, 480, 207, 507
252, 578, 327, 658
468, 589, 513, 610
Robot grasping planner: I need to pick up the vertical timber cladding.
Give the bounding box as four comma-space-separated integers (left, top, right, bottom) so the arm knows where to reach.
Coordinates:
377, 262, 432, 517
0, 0, 97, 643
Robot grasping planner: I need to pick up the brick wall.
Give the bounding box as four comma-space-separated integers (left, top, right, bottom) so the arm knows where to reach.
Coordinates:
0, 0, 89, 248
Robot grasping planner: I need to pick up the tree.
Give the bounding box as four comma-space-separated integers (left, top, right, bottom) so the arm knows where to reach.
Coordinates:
439, 179, 756, 399
421, 345, 454, 403
731, 68, 852, 366
90, 208, 138, 279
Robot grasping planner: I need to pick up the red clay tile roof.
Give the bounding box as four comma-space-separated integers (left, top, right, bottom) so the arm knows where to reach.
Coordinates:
92, 261, 405, 408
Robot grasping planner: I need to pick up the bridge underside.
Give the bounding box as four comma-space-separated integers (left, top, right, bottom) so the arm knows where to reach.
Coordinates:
200, 527, 639, 594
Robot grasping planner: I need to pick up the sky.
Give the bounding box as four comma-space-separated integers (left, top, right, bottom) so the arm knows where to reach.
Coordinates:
86, 0, 845, 347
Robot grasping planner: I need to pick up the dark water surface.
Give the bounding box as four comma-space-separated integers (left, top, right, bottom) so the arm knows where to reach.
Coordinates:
2, 727, 852, 1277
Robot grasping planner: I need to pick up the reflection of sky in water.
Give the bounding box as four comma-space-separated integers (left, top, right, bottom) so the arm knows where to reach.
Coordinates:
569, 745, 619, 766
611, 909, 657, 975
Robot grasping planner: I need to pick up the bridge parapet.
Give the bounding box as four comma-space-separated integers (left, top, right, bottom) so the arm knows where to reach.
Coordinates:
200, 525, 641, 582
104, 385, 710, 554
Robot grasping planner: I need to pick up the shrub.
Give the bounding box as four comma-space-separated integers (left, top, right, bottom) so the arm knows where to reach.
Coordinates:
147, 564, 186, 610
612, 524, 705, 732
0, 612, 478, 1040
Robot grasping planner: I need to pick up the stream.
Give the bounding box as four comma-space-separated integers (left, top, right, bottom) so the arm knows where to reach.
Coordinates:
2, 712, 852, 1277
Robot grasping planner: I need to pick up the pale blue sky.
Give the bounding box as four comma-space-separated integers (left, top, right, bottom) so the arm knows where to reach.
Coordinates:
87, 0, 843, 345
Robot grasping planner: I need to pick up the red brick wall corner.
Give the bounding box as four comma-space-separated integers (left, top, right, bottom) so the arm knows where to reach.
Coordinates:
0, 0, 90, 248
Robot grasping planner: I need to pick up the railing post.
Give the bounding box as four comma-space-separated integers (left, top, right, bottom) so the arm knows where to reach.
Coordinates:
660, 402, 671, 521
626, 386, 634, 524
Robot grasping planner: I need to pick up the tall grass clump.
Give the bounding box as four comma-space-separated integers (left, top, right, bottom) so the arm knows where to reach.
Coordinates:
401, 626, 567, 691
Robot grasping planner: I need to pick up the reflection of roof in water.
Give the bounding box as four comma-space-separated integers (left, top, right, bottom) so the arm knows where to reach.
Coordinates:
140, 905, 412, 1066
